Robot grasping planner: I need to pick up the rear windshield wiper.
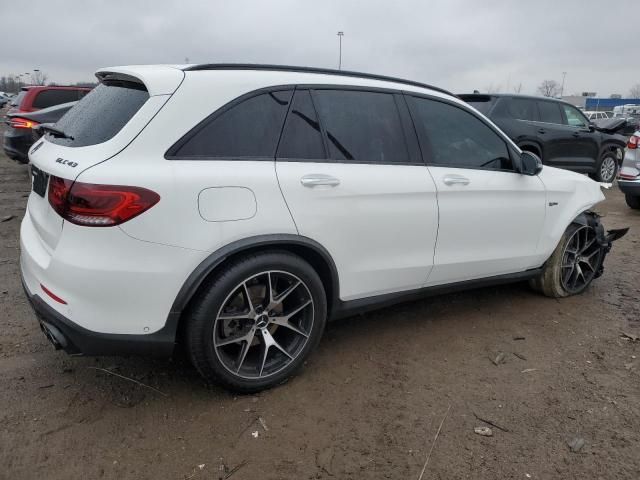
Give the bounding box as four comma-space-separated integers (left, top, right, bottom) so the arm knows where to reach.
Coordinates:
36, 123, 74, 140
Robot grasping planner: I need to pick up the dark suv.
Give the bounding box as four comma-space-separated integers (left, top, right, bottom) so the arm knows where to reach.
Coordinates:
459, 94, 626, 183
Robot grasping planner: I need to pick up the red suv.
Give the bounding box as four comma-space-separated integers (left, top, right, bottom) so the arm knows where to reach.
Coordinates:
7, 85, 92, 115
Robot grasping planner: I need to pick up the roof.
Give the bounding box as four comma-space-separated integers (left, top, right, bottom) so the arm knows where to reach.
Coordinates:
458, 93, 566, 102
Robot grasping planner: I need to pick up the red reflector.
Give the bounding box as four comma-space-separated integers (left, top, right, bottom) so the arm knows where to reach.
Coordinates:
47, 176, 160, 227
10, 117, 39, 129
41, 284, 67, 305
628, 135, 639, 149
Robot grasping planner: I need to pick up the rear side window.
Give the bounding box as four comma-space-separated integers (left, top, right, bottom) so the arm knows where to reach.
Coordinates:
174, 90, 293, 158
32, 89, 85, 109
48, 81, 149, 147
313, 90, 408, 163
537, 101, 563, 124
506, 98, 537, 121
407, 96, 512, 171
277, 90, 325, 159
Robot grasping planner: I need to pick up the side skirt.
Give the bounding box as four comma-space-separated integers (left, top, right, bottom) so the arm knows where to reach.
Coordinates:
330, 267, 543, 320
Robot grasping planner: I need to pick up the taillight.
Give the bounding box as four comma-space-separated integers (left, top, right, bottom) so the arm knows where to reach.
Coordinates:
628, 135, 639, 149
10, 117, 39, 129
47, 176, 160, 227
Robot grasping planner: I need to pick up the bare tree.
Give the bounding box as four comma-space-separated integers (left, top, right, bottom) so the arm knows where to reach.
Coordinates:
31, 70, 48, 86
513, 82, 523, 94
629, 83, 640, 99
537, 80, 560, 97
484, 83, 502, 94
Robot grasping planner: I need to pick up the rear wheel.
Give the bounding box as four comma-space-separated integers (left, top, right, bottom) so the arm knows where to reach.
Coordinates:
591, 152, 618, 183
186, 251, 327, 393
530, 222, 604, 298
625, 194, 640, 210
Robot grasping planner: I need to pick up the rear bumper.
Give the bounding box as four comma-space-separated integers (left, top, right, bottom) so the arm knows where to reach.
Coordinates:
3, 129, 31, 163
22, 275, 178, 357
618, 180, 640, 196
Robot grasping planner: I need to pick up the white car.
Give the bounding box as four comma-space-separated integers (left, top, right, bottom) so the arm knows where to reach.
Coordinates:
618, 131, 640, 209
20, 64, 625, 392
584, 111, 610, 121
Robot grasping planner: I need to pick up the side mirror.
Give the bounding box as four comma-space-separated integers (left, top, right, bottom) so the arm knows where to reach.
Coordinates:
520, 151, 543, 176
588, 122, 596, 132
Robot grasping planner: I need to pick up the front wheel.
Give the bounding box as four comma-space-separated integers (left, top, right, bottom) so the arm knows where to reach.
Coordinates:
530, 221, 604, 298
591, 152, 618, 183
185, 251, 327, 393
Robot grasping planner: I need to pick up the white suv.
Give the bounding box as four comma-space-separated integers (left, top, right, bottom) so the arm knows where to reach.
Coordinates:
21, 64, 625, 392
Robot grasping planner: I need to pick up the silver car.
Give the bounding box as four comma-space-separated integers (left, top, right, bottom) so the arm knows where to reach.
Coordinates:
619, 130, 640, 209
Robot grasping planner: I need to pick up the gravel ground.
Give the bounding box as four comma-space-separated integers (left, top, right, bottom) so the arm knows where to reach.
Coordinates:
0, 115, 639, 479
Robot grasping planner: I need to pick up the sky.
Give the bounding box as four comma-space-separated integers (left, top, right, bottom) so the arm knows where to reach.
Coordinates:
1, 0, 638, 97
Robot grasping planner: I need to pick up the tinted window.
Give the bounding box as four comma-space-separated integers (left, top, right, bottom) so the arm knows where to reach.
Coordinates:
313, 90, 408, 163
175, 90, 293, 158
506, 98, 537, 121
537, 101, 563, 124
33, 90, 83, 109
277, 90, 325, 159
48, 81, 149, 147
561, 104, 588, 127
408, 96, 512, 171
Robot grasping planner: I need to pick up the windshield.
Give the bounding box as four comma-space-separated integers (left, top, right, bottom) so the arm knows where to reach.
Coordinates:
47, 80, 149, 147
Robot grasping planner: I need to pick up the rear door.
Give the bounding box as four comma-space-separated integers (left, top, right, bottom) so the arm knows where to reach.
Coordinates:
276, 88, 439, 301
405, 94, 546, 285
534, 100, 581, 168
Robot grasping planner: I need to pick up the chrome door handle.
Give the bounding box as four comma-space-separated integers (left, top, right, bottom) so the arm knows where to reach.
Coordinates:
300, 174, 340, 188
442, 174, 470, 186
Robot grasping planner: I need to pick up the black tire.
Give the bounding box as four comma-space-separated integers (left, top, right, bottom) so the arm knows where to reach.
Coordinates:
590, 152, 618, 183
625, 194, 640, 210
529, 222, 604, 298
185, 251, 327, 393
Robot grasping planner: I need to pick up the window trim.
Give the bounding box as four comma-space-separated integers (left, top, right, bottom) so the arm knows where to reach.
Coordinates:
168, 83, 426, 166
165, 85, 296, 160
404, 92, 520, 174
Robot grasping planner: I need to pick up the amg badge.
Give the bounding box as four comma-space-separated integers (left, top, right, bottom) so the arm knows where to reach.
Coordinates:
56, 158, 78, 168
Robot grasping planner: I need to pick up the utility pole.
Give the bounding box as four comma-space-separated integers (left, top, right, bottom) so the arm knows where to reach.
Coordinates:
337, 31, 344, 70
561, 71, 567, 97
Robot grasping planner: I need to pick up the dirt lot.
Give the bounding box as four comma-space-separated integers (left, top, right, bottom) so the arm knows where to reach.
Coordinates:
0, 117, 639, 480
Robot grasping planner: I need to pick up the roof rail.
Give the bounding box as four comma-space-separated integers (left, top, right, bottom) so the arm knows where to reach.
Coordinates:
184, 63, 453, 96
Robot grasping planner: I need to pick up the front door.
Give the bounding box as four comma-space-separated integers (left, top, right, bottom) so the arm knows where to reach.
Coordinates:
405, 94, 547, 286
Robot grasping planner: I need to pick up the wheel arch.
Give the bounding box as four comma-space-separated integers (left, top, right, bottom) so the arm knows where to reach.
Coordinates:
169, 234, 340, 337
599, 141, 624, 161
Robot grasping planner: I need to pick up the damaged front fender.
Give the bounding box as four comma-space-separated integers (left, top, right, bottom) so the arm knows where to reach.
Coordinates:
575, 211, 629, 278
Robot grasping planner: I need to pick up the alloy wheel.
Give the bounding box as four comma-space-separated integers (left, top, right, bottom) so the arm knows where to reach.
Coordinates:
560, 226, 602, 294
599, 156, 616, 183
213, 270, 314, 379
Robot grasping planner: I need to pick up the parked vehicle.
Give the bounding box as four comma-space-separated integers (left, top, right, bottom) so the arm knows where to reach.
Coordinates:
618, 131, 640, 209
613, 104, 640, 118
3, 101, 76, 162
584, 111, 610, 121
7, 85, 91, 116
459, 94, 626, 183
21, 64, 626, 392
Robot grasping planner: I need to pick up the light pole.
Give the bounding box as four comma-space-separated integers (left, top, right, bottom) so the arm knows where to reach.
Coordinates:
560, 71, 567, 97
337, 31, 344, 70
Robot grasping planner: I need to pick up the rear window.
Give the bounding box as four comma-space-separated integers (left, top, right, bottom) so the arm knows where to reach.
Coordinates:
32, 89, 86, 109
11, 91, 26, 107
47, 81, 149, 147
459, 95, 495, 115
